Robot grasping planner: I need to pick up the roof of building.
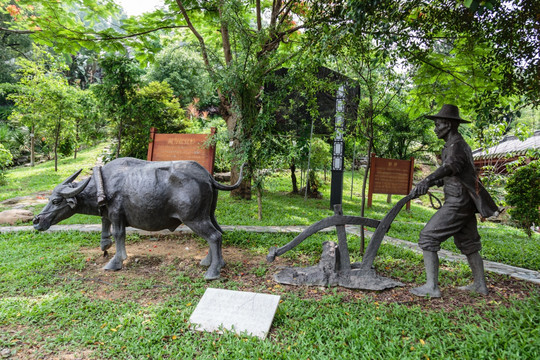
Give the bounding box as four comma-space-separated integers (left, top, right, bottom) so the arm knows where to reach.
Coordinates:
472, 130, 540, 160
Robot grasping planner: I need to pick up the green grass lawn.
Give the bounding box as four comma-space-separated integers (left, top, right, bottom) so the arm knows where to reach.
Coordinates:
0, 146, 538, 359
0, 143, 108, 203
0, 230, 538, 359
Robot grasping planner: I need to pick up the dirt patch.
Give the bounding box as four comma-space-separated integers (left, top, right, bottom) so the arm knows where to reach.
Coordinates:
63, 233, 539, 313
1, 192, 50, 208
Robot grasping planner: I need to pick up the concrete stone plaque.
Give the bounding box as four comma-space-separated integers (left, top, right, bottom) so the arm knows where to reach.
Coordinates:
189, 288, 280, 339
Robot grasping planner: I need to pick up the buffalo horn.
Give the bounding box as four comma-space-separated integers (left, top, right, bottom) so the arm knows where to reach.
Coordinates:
58, 176, 92, 198
61, 169, 83, 185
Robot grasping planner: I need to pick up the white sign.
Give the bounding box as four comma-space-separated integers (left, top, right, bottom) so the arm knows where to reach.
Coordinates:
189, 288, 281, 339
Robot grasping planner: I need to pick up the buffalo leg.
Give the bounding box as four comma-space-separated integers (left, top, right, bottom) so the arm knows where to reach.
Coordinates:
186, 220, 224, 280
103, 223, 127, 271
210, 188, 224, 234
200, 249, 212, 267
100, 217, 113, 252
200, 248, 226, 268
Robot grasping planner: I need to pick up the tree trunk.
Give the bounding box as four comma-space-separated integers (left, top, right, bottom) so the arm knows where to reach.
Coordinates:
360, 139, 373, 255
222, 92, 253, 199
116, 119, 122, 158
290, 163, 298, 193
351, 140, 357, 200
257, 185, 263, 220
230, 161, 251, 199
74, 122, 79, 160
54, 123, 60, 172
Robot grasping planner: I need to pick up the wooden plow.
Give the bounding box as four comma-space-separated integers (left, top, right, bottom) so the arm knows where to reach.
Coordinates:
267, 195, 413, 290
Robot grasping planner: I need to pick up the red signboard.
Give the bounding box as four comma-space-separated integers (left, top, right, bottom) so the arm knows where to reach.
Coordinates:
147, 127, 216, 174
368, 154, 414, 210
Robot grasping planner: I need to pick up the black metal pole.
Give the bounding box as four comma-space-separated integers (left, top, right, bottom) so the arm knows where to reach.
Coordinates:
330, 84, 346, 209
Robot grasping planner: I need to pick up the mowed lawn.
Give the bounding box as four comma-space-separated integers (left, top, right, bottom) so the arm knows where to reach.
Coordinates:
0, 144, 538, 359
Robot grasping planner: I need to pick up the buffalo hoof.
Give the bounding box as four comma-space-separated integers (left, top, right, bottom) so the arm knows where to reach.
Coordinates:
200, 255, 226, 268
100, 238, 113, 251
204, 269, 221, 281
103, 258, 123, 271
200, 254, 211, 267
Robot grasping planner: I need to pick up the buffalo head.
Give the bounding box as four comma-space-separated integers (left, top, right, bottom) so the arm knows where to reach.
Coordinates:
33, 169, 91, 231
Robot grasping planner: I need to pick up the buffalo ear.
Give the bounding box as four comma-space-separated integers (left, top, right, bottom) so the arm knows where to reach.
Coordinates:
61, 169, 83, 185
66, 197, 77, 208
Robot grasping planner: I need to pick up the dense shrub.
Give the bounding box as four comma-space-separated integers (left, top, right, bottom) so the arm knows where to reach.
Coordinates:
121, 81, 191, 159
0, 142, 13, 184
505, 160, 540, 236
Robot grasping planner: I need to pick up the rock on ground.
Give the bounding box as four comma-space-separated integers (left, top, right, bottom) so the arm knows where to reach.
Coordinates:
0, 209, 34, 225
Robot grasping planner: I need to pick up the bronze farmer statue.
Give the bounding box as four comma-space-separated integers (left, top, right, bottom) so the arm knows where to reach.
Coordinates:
410, 104, 500, 298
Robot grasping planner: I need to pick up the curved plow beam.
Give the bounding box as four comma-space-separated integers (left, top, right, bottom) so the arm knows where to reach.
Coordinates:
360, 194, 413, 269
267, 215, 380, 263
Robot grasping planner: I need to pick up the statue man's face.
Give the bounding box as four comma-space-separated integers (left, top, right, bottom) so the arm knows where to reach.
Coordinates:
434, 119, 452, 139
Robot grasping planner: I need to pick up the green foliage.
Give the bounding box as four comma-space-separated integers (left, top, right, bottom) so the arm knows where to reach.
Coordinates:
123, 81, 191, 159
342, 0, 539, 141
0, 122, 27, 160
505, 160, 540, 237
93, 54, 143, 158
6, 46, 84, 169
0, 142, 12, 184
145, 45, 217, 108
374, 105, 439, 160
73, 88, 107, 148
0, 7, 32, 85
303, 137, 331, 196
303, 137, 332, 171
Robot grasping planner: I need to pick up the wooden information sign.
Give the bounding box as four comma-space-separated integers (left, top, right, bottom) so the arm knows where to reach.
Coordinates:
147, 127, 216, 174
367, 154, 414, 210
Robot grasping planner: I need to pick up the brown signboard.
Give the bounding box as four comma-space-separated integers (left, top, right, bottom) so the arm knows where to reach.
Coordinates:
368, 154, 414, 210
147, 127, 216, 174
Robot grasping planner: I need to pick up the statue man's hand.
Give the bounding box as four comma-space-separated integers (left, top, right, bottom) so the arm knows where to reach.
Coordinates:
411, 179, 430, 199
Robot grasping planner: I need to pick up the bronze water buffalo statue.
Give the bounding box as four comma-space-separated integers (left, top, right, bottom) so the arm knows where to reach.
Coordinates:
33, 158, 244, 280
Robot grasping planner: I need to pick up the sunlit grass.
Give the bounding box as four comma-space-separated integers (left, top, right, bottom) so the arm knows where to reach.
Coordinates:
0, 144, 108, 202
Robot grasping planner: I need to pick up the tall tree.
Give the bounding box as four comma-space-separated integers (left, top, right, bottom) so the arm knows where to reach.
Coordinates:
342, 0, 539, 127
7, 47, 78, 170
123, 81, 190, 159
93, 54, 143, 158
0, 0, 333, 198
172, 0, 317, 198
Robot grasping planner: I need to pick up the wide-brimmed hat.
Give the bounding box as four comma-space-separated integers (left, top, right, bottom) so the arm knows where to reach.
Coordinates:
425, 104, 470, 123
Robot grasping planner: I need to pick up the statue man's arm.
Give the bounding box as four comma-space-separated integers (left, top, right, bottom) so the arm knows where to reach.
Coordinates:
411, 140, 470, 198
411, 164, 453, 198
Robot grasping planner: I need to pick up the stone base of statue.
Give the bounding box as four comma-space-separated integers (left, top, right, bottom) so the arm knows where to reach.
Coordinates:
273, 241, 403, 290
268, 199, 413, 291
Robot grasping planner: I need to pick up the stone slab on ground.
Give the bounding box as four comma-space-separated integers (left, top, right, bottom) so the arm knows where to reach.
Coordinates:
189, 288, 280, 339
1, 193, 49, 209
0, 209, 34, 225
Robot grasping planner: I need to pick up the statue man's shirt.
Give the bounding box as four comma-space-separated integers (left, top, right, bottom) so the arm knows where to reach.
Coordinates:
419, 132, 498, 254
439, 133, 498, 217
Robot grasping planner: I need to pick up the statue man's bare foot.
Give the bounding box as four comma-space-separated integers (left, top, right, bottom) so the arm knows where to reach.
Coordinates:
457, 283, 488, 295
410, 284, 441, 298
